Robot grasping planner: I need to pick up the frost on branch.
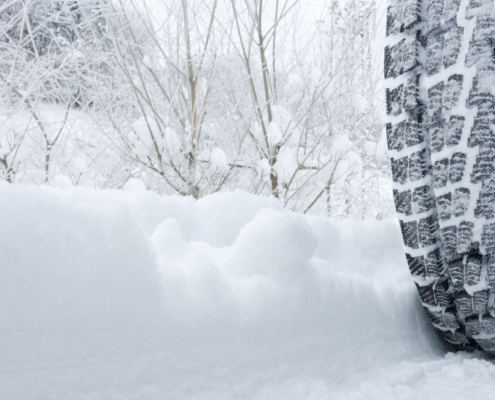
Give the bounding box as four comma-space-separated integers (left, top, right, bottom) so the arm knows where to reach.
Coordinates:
0, 0, 392, 218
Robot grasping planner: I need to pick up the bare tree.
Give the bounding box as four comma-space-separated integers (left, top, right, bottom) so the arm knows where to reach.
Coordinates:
0, 0, 117, 185
87, 0, 242, 198
0, 0, 393, 218
225, 0, 386, 215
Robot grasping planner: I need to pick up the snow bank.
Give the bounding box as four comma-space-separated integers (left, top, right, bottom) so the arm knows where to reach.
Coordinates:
0, 183, 449, 399
0, 183, 165, 363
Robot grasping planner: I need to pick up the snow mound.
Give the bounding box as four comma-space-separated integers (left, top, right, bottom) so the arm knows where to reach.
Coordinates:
0, 183, 165, 363
0, 183, 456, 399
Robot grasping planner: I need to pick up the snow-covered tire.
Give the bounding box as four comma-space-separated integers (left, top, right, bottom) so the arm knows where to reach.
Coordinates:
386, 0, 495, 351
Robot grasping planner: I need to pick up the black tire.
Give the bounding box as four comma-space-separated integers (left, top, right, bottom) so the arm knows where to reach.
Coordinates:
385, 0, 495, 351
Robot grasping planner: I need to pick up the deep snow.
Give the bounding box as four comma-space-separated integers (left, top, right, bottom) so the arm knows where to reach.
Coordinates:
0, 182, 494, 399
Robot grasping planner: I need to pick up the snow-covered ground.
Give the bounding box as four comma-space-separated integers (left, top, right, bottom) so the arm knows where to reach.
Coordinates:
0, 182, 494, 399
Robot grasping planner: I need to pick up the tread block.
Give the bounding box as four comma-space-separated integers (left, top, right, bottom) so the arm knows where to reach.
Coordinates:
449, 152, 466, 183
450, 259, 464, 292
384, 40, 404, 79
443, 307, 460, 329
455, 291, 473, 315
442, 226, 458, 262
386, 85, 404, 116
386, 5, 402, 37
426, 249, 443, 279
384, 46, 392, 79
477, 101, 495, 119
465, 315, 481, 336
407, 253, 426, 277
443, 26, 464, 68
437, 192, 452, 221
391, 156, 409, 184
443, 75, 463, 110
403, 37, 421, 73
387, 0, 422, 36
425, 307, 459, 333
481, 103, 495, 125
401, 220, 420, 249
404, 0, 423, 30
409, 149, 428, 181
487, 256, 495, 286
465, 253, 483, 286
443, 0, 461, 22
435, 280, 452, 307
433, 158, 449, 188
419, 280, 450, 307
405, 114, 424, 146
481, 314, 495, 334
466, 79, 495, 111
457, 220, 474, 253
482, 223, 495, 254
474, 290, 489, 314
403, 75, 421, 112
427, 33, 444, 76
445, 116, 464, 147
419, 214, 439, 247
394, 189, 413, 215
413, 185, 435, 214
453, 188, 470, 218
465, 16, 495, 69
387, 121, 406, 151
469, 117, 495, 149
425, 308, 444, 325
417, 283, 437, 306
475, 179, 495, 219
467, 0, 483, 11
428, 0, 444, 32
430, 119, 445, 152
428, 82, 445, 117
471, 149, 495, 184
442, 330, 467, 345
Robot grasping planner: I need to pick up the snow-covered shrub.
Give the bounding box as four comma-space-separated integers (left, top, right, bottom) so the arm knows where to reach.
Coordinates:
0, 0, 394, 219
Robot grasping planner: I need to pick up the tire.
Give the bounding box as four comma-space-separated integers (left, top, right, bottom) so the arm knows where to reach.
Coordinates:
385, 0, 495, 351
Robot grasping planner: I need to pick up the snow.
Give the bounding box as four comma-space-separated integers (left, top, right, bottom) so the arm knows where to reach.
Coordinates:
257, 158, 271, 181
130, 119, 181, 158
72, 157, 88, 174
0, 183, 494, 399
123, 178, 147, 193
273, 147, 297, 184
130, 118, 161, 157
52, 174, 74, 188
207, 147, 229, 174
268, 121, 283, 146
164, 126, 181, 154
354, 95, 369, 113
143, 55, 152, 69
331, 135, 353, 158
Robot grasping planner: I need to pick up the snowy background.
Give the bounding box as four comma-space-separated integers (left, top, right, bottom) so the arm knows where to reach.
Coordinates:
2, 182, 495, 399
2, 0, 495, 398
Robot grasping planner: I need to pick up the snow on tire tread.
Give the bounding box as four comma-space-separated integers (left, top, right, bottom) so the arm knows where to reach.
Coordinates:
386, 0, 495, 352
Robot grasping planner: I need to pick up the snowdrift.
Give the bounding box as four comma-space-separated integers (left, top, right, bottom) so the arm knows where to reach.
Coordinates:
0, 182, 450, 399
